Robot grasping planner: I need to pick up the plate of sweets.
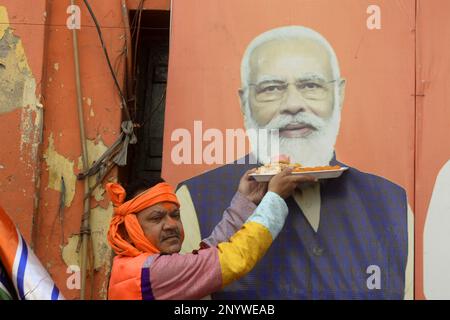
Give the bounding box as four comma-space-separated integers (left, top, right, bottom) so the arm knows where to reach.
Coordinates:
249, 160, 348, 182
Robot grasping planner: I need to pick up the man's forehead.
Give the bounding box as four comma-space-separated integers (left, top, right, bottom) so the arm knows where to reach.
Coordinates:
142, 202, 179, 215
248, 38, 333, 80
152, 202, 178, 211
250, 37, 330, 60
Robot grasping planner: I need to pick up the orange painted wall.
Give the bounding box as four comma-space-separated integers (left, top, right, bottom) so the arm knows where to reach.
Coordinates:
0, 0, 170, 300
0, 0, 47, 244
34, 0, 125, 300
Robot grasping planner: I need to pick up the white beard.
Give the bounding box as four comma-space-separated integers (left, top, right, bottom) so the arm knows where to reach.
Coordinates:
244, 101, 341, 167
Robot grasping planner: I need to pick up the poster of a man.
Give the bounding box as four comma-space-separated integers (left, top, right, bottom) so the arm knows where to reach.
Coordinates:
174, 25, 414, 299
424, 160, 450, 299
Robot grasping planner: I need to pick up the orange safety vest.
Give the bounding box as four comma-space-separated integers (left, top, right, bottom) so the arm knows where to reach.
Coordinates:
108, 253, 153, 300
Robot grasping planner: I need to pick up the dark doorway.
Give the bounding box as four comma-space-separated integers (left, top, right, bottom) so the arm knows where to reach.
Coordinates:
122, 10, 170, 184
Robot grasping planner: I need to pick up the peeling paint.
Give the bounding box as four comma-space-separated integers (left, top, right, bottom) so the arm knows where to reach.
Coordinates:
0, 7, 8, 36
0, 7, 43, 166
62, 203, 114, 271
77, 157, 83, 171
62, 236, 80, 270
43, 133, 76, 207
98, 281, 109, 300
87, 97, 94, 117
20, 101, 43, 163
0, 6, 38, 114
89, 204, 114, 270
53, 62, 59, 71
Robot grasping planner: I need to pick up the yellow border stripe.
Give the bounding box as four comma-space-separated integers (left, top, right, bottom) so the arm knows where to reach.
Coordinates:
218, 221, 272, 287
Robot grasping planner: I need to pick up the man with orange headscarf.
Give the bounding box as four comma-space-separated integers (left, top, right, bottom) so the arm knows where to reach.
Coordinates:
106, 169, 314, 300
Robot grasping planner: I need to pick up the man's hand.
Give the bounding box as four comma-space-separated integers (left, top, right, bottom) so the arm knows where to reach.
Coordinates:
238, 169, 268, 205
269, 168, 317, 199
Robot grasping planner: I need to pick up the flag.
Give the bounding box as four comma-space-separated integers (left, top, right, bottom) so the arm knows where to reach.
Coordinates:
0, 260, 16, 300
0, 206, 64, 300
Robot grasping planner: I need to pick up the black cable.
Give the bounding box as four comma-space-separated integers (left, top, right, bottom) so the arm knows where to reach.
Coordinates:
139, 89, 166, 128
82, 0, 131, 121
130, 0, 145, 40
133, 1, 145, 79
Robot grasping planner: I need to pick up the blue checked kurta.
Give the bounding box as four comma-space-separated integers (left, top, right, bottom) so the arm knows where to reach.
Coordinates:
178, 155, 408, 299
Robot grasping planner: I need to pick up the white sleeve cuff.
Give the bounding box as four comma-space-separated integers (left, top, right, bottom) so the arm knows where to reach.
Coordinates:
246, 191, 288, 240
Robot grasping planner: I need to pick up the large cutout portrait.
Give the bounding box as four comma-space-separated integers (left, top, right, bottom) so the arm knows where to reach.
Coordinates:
420, 0, 450, 300
163, 0, 415, 299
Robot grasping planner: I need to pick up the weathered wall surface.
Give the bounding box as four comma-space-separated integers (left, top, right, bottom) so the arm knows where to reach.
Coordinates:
0, 0, 47, 246
0, 0, 169, 300
34, 0, 125, 300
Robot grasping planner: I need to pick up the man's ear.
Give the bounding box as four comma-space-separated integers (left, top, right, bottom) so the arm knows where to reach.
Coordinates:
338, 78, 346, 109
238, 88, 246, 115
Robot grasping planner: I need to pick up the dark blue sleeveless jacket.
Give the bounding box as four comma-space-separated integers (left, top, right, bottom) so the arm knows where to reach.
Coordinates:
179, 155, 408, 299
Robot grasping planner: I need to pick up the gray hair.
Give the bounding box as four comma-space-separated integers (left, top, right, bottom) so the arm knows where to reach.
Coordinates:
240, 26, 341, 88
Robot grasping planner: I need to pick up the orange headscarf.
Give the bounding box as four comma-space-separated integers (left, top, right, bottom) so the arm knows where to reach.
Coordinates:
105, 182, 180, 257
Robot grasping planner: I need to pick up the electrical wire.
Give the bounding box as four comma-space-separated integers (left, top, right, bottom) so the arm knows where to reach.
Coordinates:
0, 21, 168, 30
82, 0, 131, 121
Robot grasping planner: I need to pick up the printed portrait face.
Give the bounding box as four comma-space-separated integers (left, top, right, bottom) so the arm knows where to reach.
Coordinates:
240, 29, 346, 167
